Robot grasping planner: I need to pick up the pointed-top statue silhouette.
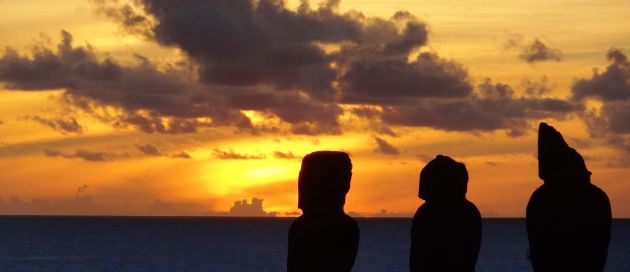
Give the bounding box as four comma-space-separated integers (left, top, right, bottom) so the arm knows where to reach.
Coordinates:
287, 151, 359, 272
410, 155, 482, 272
527, 122, 611, 272
538, 122, 591, 184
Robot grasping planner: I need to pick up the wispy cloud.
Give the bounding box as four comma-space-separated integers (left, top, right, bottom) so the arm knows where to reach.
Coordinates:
26, 115, 83, 134
213, 148, 266, 160
43, 148, 126, 162
522, 76, 553, 97
170, 151, 192, 159
135, 143, 192, 159
135, 143, 161, 156
374, 137, 400, 155
273, 151, 297, 159
486, 161, 501, 167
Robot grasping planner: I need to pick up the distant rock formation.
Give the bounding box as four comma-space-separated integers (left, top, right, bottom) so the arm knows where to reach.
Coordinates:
228, 197, 273, 217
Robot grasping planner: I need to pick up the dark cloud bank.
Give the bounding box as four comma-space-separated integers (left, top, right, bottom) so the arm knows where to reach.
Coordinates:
0, 0, 591, 137
572, 48, 630, 155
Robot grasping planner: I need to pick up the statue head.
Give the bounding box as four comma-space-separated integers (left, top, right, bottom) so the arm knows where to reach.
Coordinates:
419, 155, 469, 202
298, 151, 352, 214
538, 122, 591, 185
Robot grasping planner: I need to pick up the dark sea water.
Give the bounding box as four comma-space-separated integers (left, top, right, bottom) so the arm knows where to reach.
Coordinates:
0, 217, 628, 272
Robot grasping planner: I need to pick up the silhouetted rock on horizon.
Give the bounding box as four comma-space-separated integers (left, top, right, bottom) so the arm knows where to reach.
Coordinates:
228, 197, 273, 217
527, 122, 612, 272
288, 151, 359, 272
411, 155, 481, 272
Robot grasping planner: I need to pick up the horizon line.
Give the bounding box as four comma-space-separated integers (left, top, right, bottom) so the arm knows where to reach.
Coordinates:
1, 214, 629, 220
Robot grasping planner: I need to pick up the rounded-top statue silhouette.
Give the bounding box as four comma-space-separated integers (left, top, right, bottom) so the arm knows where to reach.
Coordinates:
287, 151, 359, 272
526, 123, 611, 272
410, 155, 482, 272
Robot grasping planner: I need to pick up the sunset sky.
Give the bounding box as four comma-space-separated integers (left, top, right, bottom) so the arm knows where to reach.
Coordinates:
1, 0, 629, 217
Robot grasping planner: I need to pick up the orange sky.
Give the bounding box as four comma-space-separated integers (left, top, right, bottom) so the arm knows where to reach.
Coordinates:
1, 0, 629, 217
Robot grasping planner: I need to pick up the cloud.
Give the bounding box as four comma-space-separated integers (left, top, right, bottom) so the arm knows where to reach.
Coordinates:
0, 31, 122, 90
135, 143, 192, 159
522, 76, 553, 97
373, 209, 410, 217
213, 148, 266, 160
347, 209, 411, 217
170, 151, 192, 159
43, 148, 124, 162
88, 0, 477, 132
77, 184, 90, 194
273, 151, 297, 159
580, 99, 630, 154
0, 30, 251, 134
113, 113, 210, 134
519, 39, 562, 63
571, 48, 630, 156
26, 115, 83, 134
0, 1, 582, 137
92, 0, 154, 38
135, 143, 161, 156
573, 48, 630, 102
0, 180, 222, 216
341, 52, 472, 104
599, 101, 630, 135
605, 157, 630, 168
0, 194, 213, 216
99, 0, 352, 97
90, 0, 372, 133
0, 186, 103, 215
0, 119, 4, 125
0, 195, 104, 215
486, 161, 501, 166
503, 32, 523, 50
374, 137, 400, 155
380, 79, 581, 135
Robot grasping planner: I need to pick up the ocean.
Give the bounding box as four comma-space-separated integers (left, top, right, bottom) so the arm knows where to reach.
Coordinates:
0, 217, 628, 271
